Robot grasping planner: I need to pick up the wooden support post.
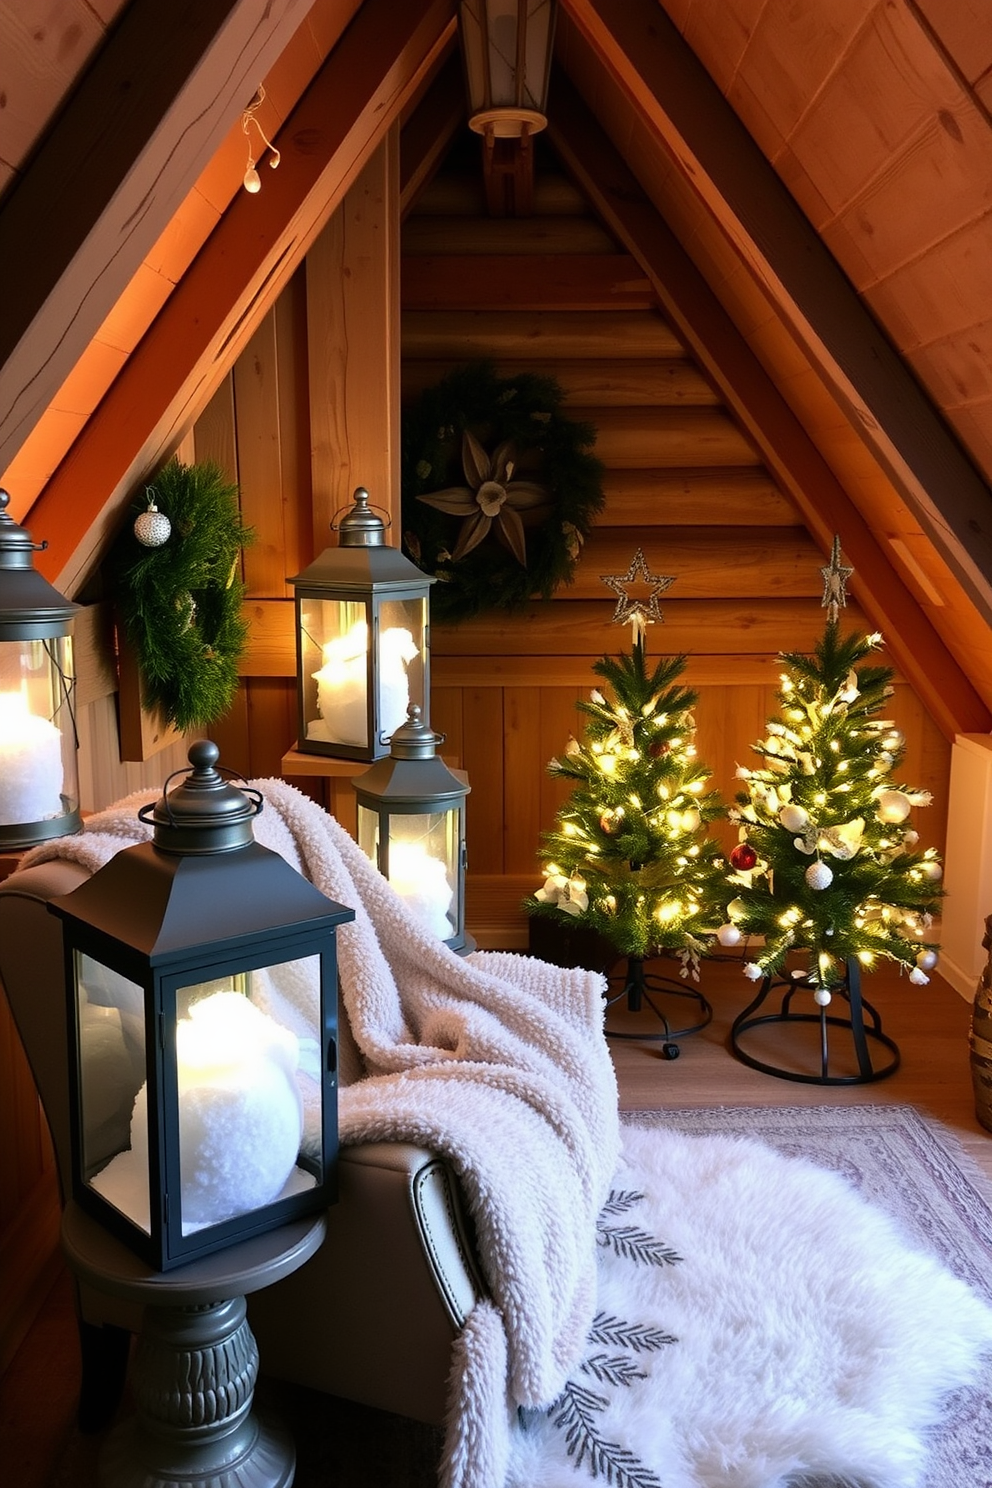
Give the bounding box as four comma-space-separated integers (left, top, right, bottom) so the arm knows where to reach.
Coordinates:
307, 126, 402, 549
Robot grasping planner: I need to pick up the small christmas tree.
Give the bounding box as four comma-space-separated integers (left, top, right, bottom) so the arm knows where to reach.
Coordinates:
526, 551, 725, 979
722, 537, 942, 994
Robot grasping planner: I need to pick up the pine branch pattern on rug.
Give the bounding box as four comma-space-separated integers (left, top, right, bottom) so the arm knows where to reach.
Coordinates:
597, 1189, 683, 1267
546, 1188, 679, 1488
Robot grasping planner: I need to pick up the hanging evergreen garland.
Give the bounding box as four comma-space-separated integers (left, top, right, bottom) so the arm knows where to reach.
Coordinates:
112, 459, 254, 732
401, 361, 605, 623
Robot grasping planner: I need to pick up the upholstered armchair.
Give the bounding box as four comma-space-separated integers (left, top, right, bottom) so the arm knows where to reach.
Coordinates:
0, 856, 485, 1432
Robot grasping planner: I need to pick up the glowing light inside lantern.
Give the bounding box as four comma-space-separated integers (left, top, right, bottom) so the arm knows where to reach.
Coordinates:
387, 838, 454, 938
0, 689, 63, 825
172, 990, 303, 1230
310, 621, 416, 747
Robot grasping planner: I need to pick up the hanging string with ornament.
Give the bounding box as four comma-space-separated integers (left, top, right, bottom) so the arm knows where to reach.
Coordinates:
400, 360, 605, 623
718, 534, 942, 995
525, 551, 726, 975
111, 458, 254, 732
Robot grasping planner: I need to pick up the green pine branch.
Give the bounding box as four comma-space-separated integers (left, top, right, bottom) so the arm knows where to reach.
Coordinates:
112, 459, 254, 732
527, 644, 727, 960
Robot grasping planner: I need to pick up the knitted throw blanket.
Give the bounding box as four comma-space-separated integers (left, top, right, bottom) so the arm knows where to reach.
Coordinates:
24, 779, 620, 1488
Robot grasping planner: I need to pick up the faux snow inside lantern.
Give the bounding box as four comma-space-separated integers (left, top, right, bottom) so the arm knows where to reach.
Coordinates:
355, 706, 473, 953
290, 487, 434, 762
50, 741, 355, 1270
0, 490, 81, 850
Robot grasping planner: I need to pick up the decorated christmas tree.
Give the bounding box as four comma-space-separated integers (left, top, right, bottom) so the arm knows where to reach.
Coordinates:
721, 537, 942, 996
526, 551, 725, 980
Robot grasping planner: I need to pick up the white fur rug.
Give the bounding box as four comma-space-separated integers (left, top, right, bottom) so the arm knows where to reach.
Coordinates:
506, 1121, 992, 1488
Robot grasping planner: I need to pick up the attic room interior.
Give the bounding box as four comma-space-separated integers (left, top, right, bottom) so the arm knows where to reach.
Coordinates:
4, 1, 992, 1485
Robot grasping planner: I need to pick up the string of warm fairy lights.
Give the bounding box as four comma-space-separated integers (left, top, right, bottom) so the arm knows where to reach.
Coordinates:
531, 551, 724, 971
721, 535, 942, 994
241, 86, 281, 194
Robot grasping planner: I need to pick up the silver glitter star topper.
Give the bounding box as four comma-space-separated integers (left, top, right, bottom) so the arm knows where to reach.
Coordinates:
602, 548, 675, 645
820, 534, 854, 622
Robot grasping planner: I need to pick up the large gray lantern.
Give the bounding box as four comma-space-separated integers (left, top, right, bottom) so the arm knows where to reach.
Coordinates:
290, 487, 434, 763
50, 742, 355, 1271
355, 707, 474, 953
0, 490, 80, 850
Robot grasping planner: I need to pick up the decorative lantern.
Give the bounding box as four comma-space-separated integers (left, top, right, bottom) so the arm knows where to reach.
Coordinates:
290, 488, 434, 763
0, 490, 81, 850
354, 706, 473, 953
459, 0, 556, 139
458, 1, 557, 214
50, 741, 355, 1270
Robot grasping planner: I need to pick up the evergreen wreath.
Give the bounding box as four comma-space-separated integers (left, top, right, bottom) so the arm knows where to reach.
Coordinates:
112, 458, 254, 732
401, 361, 604, 623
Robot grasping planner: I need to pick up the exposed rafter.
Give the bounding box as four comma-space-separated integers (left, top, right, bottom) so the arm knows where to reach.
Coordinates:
399, 51, 465, 221
560, 0, 992, 628
0, 0, 318, 478
547, 72, 991, 739
25, 0, 457, 597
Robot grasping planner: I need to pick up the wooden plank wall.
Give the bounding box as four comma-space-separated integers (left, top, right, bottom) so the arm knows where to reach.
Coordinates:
185, 142, 950, 948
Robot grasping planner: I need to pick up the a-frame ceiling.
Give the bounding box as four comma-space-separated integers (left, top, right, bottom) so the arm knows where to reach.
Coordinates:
2, 0, 992, 738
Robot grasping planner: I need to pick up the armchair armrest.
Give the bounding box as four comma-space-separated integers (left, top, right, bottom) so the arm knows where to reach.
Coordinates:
248, 1140, 485, 1425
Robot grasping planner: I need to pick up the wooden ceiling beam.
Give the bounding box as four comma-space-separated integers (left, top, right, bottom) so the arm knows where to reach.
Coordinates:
560, 0, 992, 630
0, 0, 318, 479
399, 50, 464, 221
547, 74, 991, 739
25, 0, 457, 598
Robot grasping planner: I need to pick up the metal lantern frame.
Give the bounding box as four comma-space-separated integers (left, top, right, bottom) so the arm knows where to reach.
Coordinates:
459, 0, 558, 215
0, 490, 81, 851
290, 488, 434, 764
459, 0, 556, 138
50, 743, 355, 1271
354, 708, 474, 954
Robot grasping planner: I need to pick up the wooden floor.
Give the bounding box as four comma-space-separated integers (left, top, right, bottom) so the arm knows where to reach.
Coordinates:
2, 958, 989, 1486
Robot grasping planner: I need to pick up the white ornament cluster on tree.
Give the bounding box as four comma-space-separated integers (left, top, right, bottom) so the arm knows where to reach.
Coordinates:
719, 621, 943, 991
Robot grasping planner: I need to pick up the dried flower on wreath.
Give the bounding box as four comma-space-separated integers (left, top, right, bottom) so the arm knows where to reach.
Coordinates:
401, 361, 604, 623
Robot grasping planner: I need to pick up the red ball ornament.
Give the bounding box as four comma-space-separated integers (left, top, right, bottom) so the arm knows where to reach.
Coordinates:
648, 738, 671, 758
599, 812, 617, 834
729, 842, 758, 872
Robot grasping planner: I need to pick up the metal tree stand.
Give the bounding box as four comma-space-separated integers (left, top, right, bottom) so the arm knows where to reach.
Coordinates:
604, 954, 712, 1059
730, 955, 900, 1085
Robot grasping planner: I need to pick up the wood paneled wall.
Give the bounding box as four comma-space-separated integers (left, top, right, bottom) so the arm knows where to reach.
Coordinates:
190, 144, 950, 947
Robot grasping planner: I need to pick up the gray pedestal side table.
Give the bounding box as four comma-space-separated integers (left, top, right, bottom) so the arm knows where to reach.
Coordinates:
62, 1201, 327, 1488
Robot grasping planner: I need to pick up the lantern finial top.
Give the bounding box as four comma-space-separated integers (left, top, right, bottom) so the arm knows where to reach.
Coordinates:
0, 489, 48, 567
387, 704, 445, 761
139, 739, 262, 854
335, 486, 387, 548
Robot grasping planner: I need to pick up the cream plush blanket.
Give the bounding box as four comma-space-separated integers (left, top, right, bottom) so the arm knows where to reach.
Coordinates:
24, 778, 620, 1488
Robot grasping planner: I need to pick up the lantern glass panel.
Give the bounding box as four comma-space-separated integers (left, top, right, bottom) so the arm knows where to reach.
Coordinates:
75, 951, 148, 1227
75, 947, 326, 1242
358, 805, 459, 941
378, 596, 428, 744
173, 955, 322, 1236
301, 597, 371, 750
0, 635, 78, 828
463, 0, 555, 114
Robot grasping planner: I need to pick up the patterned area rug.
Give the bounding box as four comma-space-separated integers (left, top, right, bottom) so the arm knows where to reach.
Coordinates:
504, 1105, 992, 1488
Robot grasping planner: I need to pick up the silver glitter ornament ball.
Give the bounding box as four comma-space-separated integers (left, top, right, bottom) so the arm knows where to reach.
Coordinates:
134, 500, 172, 547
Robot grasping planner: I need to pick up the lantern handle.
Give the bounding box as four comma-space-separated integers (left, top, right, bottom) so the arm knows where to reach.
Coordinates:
330, 503, 391, 531
329, 486, 392, 533
137, 767, 264, 830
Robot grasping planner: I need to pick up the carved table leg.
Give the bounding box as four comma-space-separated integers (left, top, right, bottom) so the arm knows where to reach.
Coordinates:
99, 1295, 294, 1488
